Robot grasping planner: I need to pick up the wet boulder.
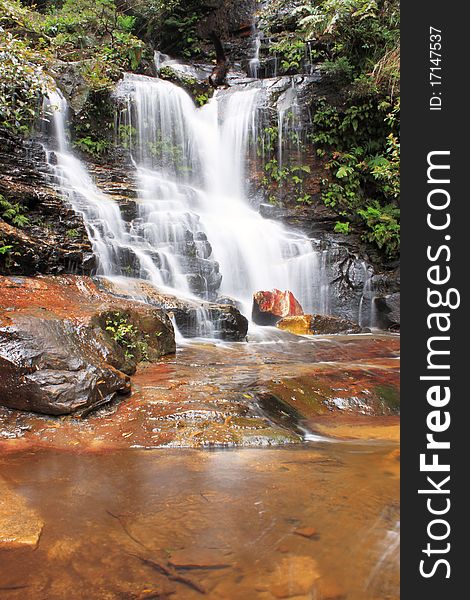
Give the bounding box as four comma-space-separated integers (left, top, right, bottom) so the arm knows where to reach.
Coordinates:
0, 275, 176, 415
0, 316, 131, 415
252, 289, 304, 326
277, 314, 363, 335
100, 278, 249, 341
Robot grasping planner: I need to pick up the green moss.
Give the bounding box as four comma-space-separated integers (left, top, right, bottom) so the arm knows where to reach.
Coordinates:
375, 384, 400, 413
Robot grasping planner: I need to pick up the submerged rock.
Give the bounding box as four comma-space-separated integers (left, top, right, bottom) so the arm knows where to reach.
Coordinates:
276, 314, 362, 335
252, 289, 303, 326
0, 479, 44, 550
0, 276, 175, 415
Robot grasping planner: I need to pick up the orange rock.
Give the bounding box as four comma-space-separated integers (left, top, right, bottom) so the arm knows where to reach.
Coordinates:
276, 315, 312, 335
252, 289, 304, 326
294, 526, 318, 539
270, 556, 321, 598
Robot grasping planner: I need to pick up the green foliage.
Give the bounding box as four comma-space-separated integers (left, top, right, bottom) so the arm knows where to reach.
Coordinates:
117, 123, 137, 150
295, 0, 399, 72
0, 11, 50, 133
74, 135, 110, 156
262, 158, 312, 204
0, 194, 30, 227
269, 37, 306, 74
321, 57, 355, 83
66, 228, 80, 238
0, 245, 13, 255
195, 93, 209, 107
358, 202, 400, 257
43, 0, 145, 87
105, 313, 149, 361
0, 0, 146, 133
334, 221, 350, 234
130, 0, 206, 59
258, 0, 400, 257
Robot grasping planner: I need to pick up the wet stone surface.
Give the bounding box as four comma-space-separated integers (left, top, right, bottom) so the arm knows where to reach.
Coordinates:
0, 333, 399, 450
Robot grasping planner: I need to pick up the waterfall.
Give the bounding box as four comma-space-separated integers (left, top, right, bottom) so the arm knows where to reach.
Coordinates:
43, 75, 332, 336
116, 74, 327, 315
44, 90, 186, 289
358, 261, 378, 329
248, 33, 261, 78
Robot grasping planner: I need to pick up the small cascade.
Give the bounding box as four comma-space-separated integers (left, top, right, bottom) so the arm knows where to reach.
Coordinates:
304, 40, 317, 75
248, 32, 261, 78
358, 262, 378, 329
43, 91, 179, 289
276, 80, 303, 169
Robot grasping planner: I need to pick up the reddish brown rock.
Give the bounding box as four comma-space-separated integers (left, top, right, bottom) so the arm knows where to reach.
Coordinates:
252, 289, 304, 326
294, 526, 318, 539
0, 275, 175, 415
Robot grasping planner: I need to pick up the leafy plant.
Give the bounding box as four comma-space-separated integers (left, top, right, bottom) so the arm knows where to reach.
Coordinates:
269, 37, 306, 74
105, 313, 153, 361
195, 93, 209, 107
334, 221, 350, 234
74, 135, 110, 156
0, 195, 29, 228
358, 202, 400, 257
105, 313, 140, 360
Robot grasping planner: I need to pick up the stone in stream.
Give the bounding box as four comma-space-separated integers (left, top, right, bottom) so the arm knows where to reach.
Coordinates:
252, 289, 304, 326
0, 478, 43, 550
99, 278, 249, 341
267, 556, 322, 598
294, 526, 318, 539
276, 314, 363, 335
0, 276, 176, 415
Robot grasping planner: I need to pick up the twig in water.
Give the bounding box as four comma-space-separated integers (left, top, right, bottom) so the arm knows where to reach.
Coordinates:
127, 552, 206, 595
106, 509, 148, 550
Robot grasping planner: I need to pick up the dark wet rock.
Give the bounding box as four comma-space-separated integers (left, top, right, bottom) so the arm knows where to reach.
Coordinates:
252, 289, 303, 326
0, 317, 131, 415
0, 131, 93, 276
0, 276, 176, 415
277, 314, 362, 335
375, 292, 400, 330
99, 278, 249, 341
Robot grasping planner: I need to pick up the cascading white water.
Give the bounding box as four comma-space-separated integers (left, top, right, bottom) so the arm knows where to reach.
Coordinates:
44, 90, 190, 290
116, 73, 328, 315
248, 33, 261, 78
43, 73, 332, 337
358, 261, 378, 329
